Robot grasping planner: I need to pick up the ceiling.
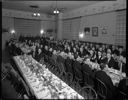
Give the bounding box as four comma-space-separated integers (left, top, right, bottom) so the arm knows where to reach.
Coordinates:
2, 1, 101, 15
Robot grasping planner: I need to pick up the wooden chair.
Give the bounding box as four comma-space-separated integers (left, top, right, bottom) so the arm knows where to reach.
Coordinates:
65, 57, 73, 75
39, 57, 45, 65
58, 62, 67, 80
83, 71, 94, 87
72, 81, 81, 93
117, 77, 128, 100
72, 61, 83, 86
95, 78, 107, 100
118, 91, 128, 100
18, 77, 31, 98
65, 72, 73, 85
79, 86, 97, 100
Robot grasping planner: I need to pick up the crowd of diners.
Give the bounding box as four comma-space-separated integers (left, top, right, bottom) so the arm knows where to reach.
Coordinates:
6, 36, 127, 100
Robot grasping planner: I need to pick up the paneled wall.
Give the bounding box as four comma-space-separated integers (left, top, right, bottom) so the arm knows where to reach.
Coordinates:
62, 19, 72, 40
71, 17, 81, 40
62, 17, 81, 40
115, 10, 126, 48
2, 8, 56, 50
60, 0, 126, 47
2, 16, 14, 50
79, 12, 116, 44
14, 18, 41, 36
2, 8, 56, 37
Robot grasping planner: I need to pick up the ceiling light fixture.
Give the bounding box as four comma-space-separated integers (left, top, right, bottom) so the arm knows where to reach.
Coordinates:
32, 13, 40, 17
29, 5, 40, 17
53, 0, 59, 14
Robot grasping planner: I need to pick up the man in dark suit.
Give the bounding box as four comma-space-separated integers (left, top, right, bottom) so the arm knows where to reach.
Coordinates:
106, 52, 119, 70
95, 69, 117, 99
119, 51, 127, 76
81, 63, 95, 87
117, 78, 128, 98
96, 51, 102, 64
35, 48, 43, 62
65, 57, 73, 74
72, 60, 83, 86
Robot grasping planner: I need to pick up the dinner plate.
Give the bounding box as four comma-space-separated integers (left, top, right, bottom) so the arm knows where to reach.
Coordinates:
61, 82, 67, 88
25, 71, 33, 77
36, 87, 51, 99
33, 83, 44, 92
30, 79, 40, 86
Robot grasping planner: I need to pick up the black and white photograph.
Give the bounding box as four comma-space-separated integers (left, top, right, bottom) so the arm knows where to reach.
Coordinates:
84, 27, 90, 35
102, 26, 107, 34
2, 0, 127, 100
92, 27, 98, 37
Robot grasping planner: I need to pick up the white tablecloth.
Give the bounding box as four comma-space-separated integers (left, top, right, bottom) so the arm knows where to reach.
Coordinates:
13, 55, 84, 99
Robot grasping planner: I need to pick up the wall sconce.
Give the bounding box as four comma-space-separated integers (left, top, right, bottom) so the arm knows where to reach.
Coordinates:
10, 29, 15, 34
40, 29, 44, 34
79, 32, 84, 38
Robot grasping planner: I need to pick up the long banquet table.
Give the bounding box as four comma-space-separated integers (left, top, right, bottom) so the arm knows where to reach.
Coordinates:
13, 55, 84, 99
53, 53, 126, 86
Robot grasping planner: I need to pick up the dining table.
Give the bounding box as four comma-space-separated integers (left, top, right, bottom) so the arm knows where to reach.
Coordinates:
13, 55, 84, 99
103, 67, 126, 86
50, 52, 126, 86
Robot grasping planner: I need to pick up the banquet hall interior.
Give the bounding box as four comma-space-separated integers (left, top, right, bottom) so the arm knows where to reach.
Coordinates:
2, 0, 127, 99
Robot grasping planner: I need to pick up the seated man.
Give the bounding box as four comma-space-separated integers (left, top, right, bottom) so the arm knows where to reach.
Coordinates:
95, 65, 117, 99
81, 63, 95, 87
35, 48, 43, 62
119, 51, 127, 76
117, 78, 128, 98
105, 52, 119, 70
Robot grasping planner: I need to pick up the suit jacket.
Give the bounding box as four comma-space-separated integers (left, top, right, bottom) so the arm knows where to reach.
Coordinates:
82, 63, 95, 78
95, 70, 116, 99
96, 55, 102, 64
16, 47, 22, 55
65, 57, 73, 73
121, 63, 127, 76
118, 78, 128, 95
82, 63, 95, 86
73, 60, 83, 79
107, 57, 119, 70
35, 52, 43, 62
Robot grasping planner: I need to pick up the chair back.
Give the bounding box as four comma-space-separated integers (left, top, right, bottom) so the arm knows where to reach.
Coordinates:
95, 78, 107, 99
73, 61, 83, 80
52, 54, 57, 65
65, 58, 73, 73
66, 72, 73, 84
59, 62, 67, 75
39, 57, 45, 65
83, 71, 89, 85
72, 81, 81, 92
49, 56, 54, 65
119, 91, 128, 100
118, 77, 128, 100
79, 86, 97, 100
83, 71, 94, 87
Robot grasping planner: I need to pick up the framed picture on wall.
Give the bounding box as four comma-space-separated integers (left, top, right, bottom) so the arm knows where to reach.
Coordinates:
102, 27, 107, 34
92, 27, 98, 36
84, 27, 90, 35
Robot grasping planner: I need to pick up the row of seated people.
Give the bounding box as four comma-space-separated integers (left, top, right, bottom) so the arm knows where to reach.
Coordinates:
6, 36, 128, 100
41, 50, 127, 100
6, 36, 127, 76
